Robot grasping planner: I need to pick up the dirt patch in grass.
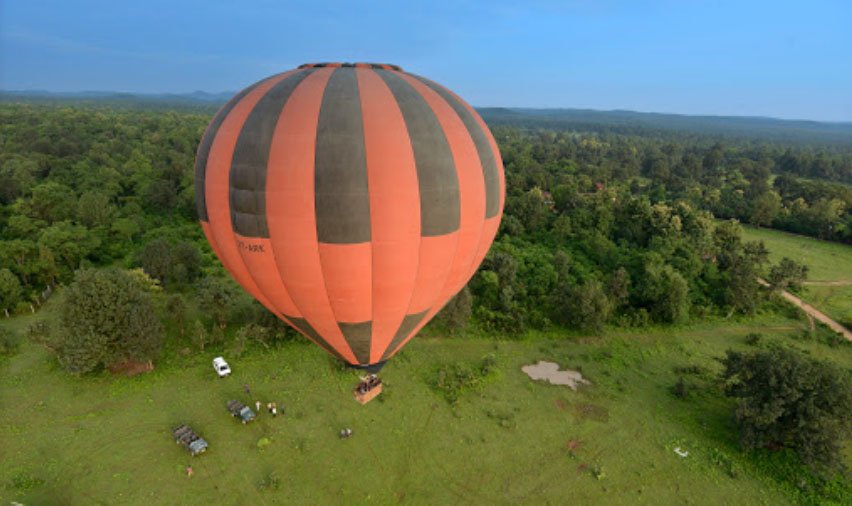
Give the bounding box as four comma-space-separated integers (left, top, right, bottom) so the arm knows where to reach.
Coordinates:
566, 439, 583, 452
522, 361, 590, 390
107, 360, 154, 377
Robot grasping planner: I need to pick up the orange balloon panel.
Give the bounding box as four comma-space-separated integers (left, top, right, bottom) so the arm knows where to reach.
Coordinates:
195, 63, 504, 368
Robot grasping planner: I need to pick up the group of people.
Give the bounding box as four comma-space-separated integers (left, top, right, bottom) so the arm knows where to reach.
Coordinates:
355, 374, 381, 395
246, 384, 283, 417
250, 399, 282, 417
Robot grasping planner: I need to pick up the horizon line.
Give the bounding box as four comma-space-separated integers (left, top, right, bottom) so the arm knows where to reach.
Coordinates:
1, 88, 850, 125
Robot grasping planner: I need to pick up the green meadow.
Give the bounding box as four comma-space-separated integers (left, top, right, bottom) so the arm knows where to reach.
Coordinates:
741, 226, 852, 282
2, 299, 849, 505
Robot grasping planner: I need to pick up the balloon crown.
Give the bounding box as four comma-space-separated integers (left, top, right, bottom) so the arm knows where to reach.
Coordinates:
298, 62, 403, 71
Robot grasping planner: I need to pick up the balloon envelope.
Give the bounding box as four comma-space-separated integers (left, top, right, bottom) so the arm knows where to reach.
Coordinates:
195, 63, 504, 368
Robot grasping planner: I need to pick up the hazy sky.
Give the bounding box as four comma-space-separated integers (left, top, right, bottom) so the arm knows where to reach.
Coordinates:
2, 1, 850, 121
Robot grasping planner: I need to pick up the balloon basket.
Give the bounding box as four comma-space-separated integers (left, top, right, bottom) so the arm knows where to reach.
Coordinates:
353, 383, 382, 404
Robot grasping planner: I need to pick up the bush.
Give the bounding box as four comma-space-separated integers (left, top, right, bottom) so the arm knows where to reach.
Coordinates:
14, 301, 32, 315
430, 354, 499, 404
744, 332, 762, 346
0, 327, 21, 356
434, 287, 473, 333
671, 377, 689, 399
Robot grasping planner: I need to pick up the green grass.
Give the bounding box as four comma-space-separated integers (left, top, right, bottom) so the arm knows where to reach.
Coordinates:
741, 225, 852, 282
2, 305, 850, 504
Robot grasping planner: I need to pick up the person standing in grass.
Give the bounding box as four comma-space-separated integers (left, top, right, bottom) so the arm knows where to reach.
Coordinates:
186, 465, 194, 478
244, 384, 250, 396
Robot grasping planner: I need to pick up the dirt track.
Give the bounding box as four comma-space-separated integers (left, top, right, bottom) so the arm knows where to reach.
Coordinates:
757, 278, 852, 341
802, 280, 852, 286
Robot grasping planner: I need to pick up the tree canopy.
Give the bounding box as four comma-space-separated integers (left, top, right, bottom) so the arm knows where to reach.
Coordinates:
58, 268, 163, 374
721, 347, 852, 472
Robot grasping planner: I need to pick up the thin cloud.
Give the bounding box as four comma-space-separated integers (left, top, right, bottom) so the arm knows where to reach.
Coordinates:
2, 28, 220, 66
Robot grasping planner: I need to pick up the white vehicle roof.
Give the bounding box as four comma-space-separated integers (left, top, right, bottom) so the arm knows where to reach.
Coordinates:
213, 357, 228, 365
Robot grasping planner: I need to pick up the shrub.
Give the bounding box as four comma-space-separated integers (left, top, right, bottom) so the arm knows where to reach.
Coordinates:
430, 354, 499, 404
671, 377, 689, 399
0, 327, 21, 356
744, 332, 762, 346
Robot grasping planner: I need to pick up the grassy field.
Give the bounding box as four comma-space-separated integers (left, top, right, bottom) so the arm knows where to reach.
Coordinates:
741, 226, 852, 282
2, 301, 850, 505
741, 225, 852, 328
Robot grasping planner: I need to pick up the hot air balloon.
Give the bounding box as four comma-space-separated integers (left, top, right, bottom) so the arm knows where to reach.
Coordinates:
195, 62, 504, 375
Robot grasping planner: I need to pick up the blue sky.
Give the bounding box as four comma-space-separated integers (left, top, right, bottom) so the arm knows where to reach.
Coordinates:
1, 1, 850, 121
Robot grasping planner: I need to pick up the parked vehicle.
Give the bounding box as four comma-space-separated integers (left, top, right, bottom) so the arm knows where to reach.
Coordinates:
213, 356, 231, 378
226, 400, 256, 424
173, 425, 208, 456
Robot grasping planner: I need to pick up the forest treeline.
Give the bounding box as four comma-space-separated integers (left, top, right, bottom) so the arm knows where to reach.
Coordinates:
0, 103, 845, 335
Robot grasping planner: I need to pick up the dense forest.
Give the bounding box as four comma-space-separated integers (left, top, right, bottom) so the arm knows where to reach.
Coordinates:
1, 102, 848, 336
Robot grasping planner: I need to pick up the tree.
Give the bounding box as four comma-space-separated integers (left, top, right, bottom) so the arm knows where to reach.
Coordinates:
605, 267, 631, 310
111, 218, 140, 243
435, 286, 473, 333
192, 319, 208, 351
0, 268, 23, 315
57, 268, 163, 373
641, 261, 689, 323
137, 239, 172, 283
27, 181, 77, 223
554, 279, 610, 333
0, 156, 37, 205
76, 191, 113, 228
38, 221, 101, 280
749, 191, 781, 228
197, 276, 238, 329
169, 294, 187, 338
4, 215, 46, 239
721, 348, 852, 472
136, 239, 201, 287
768, 258, 809, 292
145, 179, 178, 212
713, 222, 768, 314
170, 241, 202, 284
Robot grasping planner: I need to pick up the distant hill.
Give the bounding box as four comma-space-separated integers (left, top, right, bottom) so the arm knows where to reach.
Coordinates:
477, 107, 852, 145
0, 90, 232, 112
3, 90, 850, 145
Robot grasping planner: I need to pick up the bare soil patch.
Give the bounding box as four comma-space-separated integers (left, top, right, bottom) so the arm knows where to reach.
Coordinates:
522, 361, 590, 390
108, 360, 154, 377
